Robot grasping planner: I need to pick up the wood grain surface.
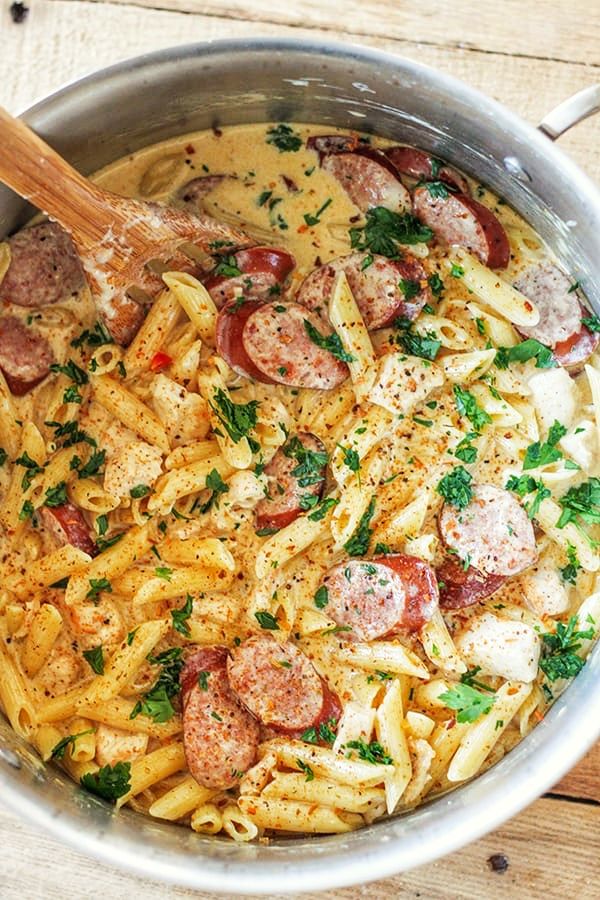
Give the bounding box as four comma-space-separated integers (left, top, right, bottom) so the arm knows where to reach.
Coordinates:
1, 0, 599, 896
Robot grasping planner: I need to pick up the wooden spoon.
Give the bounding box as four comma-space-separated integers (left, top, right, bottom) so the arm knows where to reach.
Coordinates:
0, 106, 250, 344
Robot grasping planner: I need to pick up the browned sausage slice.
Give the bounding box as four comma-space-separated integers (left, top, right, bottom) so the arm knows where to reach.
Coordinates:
306, 134, 359, 159
176, 175, 230, 209
439, 484, 537, 577
0, 316, 54, 395
181, 646, 259, 790
413, 187, 510, 269
227, 635, 325, 732
242, 301, 349, 389
216, 299, 275, 381
385, 146, 470, 195
437, 555, 506, 610
513, 262, 600, 367
0, 222, 85, 308
322, 554, 439, 641
204, 246, 295, 307
255, 432, 327, 532
41, 503, 98, 558
322, 150, 412, 214
296, 251, 431, 328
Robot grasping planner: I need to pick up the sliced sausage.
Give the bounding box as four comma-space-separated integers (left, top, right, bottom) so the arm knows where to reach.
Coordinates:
413, 187, 510, 269
437, 555, 506, 610
255, 432, 327, 532
242, 301, 349, 389
227, 634, 325, 732
306, 134, 359, 159
0, 222, 85, 308
322, 554, 439, 642
216, 299, 274, 381
439, 484, 537, 577
0, 315, 54, 395
181, 646, 259, 790
176, 174, 230, 209
513, 262, 600, 367
296, 251, 430, 328
204, 247, 295, 307
321, 150, 412, 214
385, 146, 470, 194
41, 503, 98, 558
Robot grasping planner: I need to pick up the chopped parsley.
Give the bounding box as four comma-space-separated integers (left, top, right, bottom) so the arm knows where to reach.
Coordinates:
307, 496, 339, 521
393, 318, 441, 361
349, 207, 433, 258
44, 419, 96, 449
438, 682, 495, 723
337, 443, 361, 481
0, 448, 7, 467
303, 319, 355, 363
460, 666, 495, 693
345, 739, 393, 765
130, 484, 151, 499
539, 616, 595, 681
198, 671, 210, 691
494, 339, 556, 370
213, 255, 242, 278
154, 566, 173, 581
283, 436, 328, 487
71, 321, 113, 348
522, 420, 566, 470
130, 648, 184, 723
82, 645, 105, 675
303, 197, 332, 226
76, 449, 106, 479
449, 263, 464, 278
505, 473, 550, 520
428, 273, 444, 297
51, 729, 95, 760
43, 481, 68, 508
296, 759, 315, 781
19, 500, 34, 521
436, 466, 473, 510
454, 432, 478, 464
200, 468, 229, 513
16, 451, 44, 491
581, 314, 600, 333
453, 385, 492, 432
560, 543, 581, 585
49, 359, 89, 385
81, 762, 131, 803
171, 594, 193, 637
398, 278, 421, 302
266, 123, 302, 153
63, 385, 83, 405
86, 578, 112, 601
301, 718, 337, 745
556, 478, 600, 531
210, 389, 259, 448
344, 496, 376, 556
254, 610, 280, 630
314, 585, 329, 609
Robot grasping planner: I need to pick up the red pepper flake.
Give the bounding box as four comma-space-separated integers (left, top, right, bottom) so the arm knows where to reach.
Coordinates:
185, 144, 195, 155
150, 351, 173, 372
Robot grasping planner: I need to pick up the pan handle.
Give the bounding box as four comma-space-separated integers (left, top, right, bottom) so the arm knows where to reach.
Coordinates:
538, 84, 600, 140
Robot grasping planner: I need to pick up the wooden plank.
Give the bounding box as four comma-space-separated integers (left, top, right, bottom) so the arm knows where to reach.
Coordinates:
553, 743, 600, 803
75, 0, 600, 66
2, 1, 599, 181
0, 795, 597, 899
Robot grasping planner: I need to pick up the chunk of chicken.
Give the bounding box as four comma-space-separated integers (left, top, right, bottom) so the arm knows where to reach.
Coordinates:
456, 612, 541, 682
149, 374, 210, 446
95, 724, 149, 767
103, 440, 163, 500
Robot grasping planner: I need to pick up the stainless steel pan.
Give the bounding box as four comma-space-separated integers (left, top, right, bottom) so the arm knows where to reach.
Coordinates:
1, 38, 599, 894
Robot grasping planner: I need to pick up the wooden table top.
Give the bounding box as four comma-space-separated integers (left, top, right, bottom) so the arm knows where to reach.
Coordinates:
1, 1, 599, 896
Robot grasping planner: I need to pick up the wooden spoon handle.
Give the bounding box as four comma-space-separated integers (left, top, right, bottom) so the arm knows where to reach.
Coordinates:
0, 106, 116, 249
